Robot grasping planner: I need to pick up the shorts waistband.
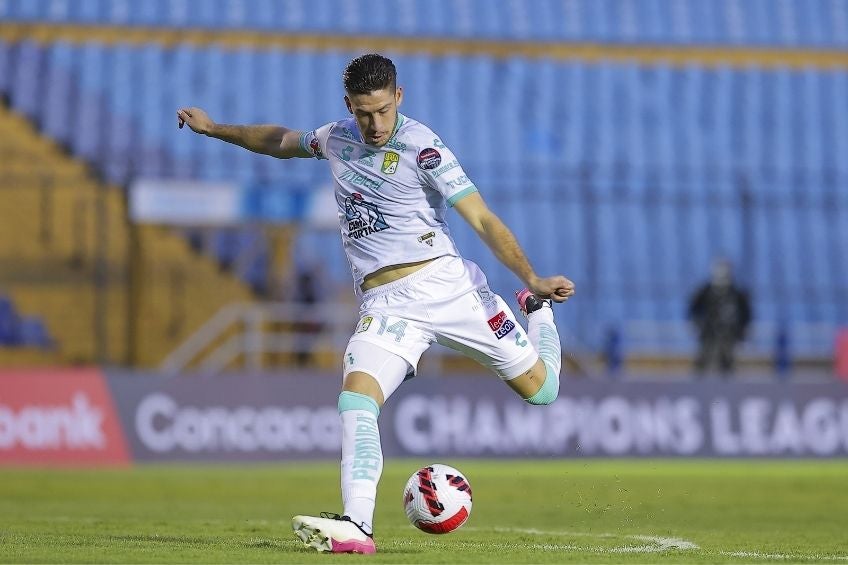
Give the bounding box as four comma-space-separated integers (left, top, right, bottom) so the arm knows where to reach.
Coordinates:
361, 256, 454, 300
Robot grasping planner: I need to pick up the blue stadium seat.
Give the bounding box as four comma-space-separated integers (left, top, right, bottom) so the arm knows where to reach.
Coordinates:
2, 1, 846, 48
831, 71, 848, 177
257, 49, 283, 123
806, 206, 832, 321
10, 41, 43, 120
525, 58, 558, 163
73, 0, 106, 24
0, 295, 21, 346
428, 56, 462, 160
165, 44, 198, 179
818, 71, 838, 176
43, 42, 75, 144
800, 70, 825, 183
19, 316, 53, 349
72, 42, 106, 162
10, 35, 848, 346
396, 54, 429, 126
464, 57, 495, 173
557, 63, 587, 169
770, 69, 794, 180
0, 39, 10, 96
102, 44, 137, 182
7, 0, 46, 21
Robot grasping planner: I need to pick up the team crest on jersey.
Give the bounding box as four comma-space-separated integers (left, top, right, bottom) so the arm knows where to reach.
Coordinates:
417, 231, 435, 247
344, 193, 390, 240
487, 311, 516, 340
417, 148, 442, 170
355, 316, 373, 333
308, 135, 324, 159
381, 152, 400, 174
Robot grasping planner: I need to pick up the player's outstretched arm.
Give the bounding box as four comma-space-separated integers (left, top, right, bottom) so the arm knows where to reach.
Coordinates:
453, 192, 575, 303
176, 107, 310, 159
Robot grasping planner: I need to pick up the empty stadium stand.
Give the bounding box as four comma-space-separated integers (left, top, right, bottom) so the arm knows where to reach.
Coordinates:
0, 101, 255, 367
2, 0, 847, 48
0, 2, 845, 366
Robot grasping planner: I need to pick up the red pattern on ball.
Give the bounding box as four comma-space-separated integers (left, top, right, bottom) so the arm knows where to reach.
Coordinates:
416, 506, 469, 534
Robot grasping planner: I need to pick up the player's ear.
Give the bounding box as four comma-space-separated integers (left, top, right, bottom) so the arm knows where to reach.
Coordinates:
395, 86, 403, 108
344, 95, 353, 115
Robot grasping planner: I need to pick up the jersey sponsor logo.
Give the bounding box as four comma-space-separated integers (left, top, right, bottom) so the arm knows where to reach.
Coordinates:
446, 174, 471, 189
477, 286, 495, 304
308, 135, 324, 159
487, 311, 516, 340
433, 159, 459, 178
381, 152, 400, 174
384, 138, 407, 152
339, 169, 385, 191
341, 128, 357, 141
433, 138, 446, 149
344, 193, 390, 240
341, 145, 354, 161
417, 148, 442, 170
417, 231, 435, 246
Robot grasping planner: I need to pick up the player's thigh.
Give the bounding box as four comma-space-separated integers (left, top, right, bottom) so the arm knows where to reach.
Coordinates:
433, 289, 537, 382
343, 314, 431, 404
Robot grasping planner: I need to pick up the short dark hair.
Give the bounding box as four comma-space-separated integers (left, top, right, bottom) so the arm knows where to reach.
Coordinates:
343, 54, 396, 95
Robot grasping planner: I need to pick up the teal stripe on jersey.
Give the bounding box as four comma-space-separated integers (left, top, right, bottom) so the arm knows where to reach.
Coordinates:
298, 131, 310, 154
447, 186, 478, 207
388, 114, 405, 140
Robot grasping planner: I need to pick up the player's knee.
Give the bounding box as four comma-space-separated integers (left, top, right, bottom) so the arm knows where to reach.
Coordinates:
343, 371, 385, 405
524, 362, 560, 406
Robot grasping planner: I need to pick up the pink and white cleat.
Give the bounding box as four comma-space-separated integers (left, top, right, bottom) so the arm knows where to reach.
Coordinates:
292, 513, 376, 554
515, 288, 552, 318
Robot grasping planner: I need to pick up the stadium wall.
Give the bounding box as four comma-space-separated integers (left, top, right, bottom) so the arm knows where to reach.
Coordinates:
1, 370, 848, 465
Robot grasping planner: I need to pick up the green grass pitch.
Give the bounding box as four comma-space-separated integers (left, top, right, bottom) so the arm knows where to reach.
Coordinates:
1, 460, 846, 563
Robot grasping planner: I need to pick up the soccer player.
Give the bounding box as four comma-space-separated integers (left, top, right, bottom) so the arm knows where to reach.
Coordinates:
177, 53, 574, 555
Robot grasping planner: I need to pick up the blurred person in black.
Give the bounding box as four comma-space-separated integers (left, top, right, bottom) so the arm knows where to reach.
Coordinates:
688, 258, 752, 376
292, 264, 323, 367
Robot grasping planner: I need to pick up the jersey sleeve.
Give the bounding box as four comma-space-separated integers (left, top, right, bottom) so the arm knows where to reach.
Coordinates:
299, 122, 334, 160
417, 138, 478, 207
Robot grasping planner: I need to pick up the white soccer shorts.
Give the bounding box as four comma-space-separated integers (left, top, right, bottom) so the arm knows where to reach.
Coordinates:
345, 255, 537, 383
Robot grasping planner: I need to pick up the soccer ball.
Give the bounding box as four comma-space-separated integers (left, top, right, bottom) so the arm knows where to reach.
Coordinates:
402, 463, 472, 534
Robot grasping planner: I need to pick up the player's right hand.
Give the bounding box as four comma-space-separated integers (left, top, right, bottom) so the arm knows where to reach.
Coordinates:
177, 107, 214, 135
530, 275, 575, 303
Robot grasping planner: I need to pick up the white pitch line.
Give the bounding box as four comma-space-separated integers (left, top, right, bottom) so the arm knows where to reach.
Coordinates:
718, 550, 848, 561
628, 534, 700, 551
468, 528, 848, 561
465, 527, 699, 554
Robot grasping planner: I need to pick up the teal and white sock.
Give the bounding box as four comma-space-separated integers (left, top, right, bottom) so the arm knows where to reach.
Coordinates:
338, 391, 382, 534
525, 307, 562, 405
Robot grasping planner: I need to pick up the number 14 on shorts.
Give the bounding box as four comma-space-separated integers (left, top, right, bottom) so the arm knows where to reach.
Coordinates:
356, 315, 407, 342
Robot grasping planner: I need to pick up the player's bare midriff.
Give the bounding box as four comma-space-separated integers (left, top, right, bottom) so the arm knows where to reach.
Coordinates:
360, 257, 439, 291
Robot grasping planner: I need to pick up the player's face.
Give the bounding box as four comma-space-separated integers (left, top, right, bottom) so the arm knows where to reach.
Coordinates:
345, 86, 403, 147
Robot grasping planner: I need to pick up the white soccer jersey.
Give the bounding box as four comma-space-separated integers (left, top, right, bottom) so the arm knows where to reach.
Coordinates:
299, 114, 477, 291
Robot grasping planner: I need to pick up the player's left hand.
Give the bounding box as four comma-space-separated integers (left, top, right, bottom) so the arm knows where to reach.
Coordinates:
529, 275, 575, 303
